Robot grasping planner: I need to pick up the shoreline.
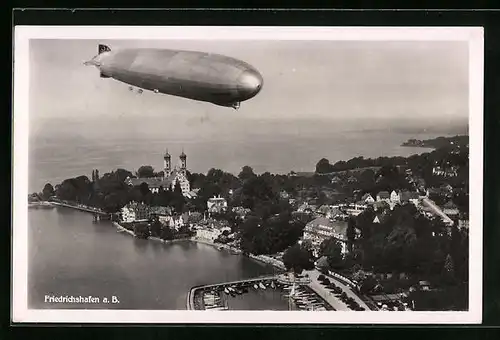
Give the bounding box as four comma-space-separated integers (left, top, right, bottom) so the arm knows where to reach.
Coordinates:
112, 221, 286, 270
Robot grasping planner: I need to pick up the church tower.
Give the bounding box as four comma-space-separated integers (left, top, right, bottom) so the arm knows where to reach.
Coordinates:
179, 150, 187, 175
163, 148, 171, 178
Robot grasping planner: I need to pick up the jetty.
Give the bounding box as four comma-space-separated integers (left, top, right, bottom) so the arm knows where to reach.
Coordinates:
49, 199, 113, 221
187, 275, 277, 310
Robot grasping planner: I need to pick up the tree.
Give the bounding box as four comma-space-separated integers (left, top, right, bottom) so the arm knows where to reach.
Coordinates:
134, 223, 150, 239
172, 182, 185, 213
282, 243, 314, 275
137, 165, 155, 178
238, 165, 256, 182
42, 183, 55, 200
139, 182, 150, 197
319, 237, 344, 270
160, 225, 174, 241
150, 218, 163, 238
347, 217, 357, 253
315, 158, 334, 174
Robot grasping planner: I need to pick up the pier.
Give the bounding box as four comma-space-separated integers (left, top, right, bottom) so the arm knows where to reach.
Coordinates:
49, 200, 113, 221
187, 275, 277, 310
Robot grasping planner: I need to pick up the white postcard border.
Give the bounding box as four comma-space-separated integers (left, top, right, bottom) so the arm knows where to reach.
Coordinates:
12, 26, 484, 324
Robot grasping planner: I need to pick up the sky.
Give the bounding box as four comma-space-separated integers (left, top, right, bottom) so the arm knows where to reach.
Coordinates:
29, 39, 469, 133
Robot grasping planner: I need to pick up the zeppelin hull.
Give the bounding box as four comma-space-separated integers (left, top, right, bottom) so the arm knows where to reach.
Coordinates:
97, 48, 263, 107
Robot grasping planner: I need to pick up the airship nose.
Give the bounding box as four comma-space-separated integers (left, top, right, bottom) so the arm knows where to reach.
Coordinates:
237, 69, 263, 99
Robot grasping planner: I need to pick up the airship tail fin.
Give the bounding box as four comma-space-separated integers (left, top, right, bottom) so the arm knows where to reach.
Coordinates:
98, 44, 111, 54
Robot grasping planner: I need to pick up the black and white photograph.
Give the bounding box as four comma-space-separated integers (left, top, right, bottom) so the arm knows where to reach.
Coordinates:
12, 26, 483, 324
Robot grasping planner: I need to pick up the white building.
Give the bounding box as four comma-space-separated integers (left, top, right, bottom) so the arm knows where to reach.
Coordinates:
167, 214, 187, 231
303, 217, 348, 256
120, 201, 151, 223
390, 190, 400, 204
207, 195, 228, 214
376, 191, 391, 203
195, 226, 232, 242
361, 193, 375, 204
125, 149, 191, 196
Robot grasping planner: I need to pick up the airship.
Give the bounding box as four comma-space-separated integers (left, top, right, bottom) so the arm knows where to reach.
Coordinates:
84, 44, 263, 109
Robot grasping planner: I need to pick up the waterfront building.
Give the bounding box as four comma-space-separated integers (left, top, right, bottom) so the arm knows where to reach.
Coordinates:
150, 206, 173, 224
207, 195, 228, 214
167, 214, 187, 231
303, 217, 349, 257
125, 149, 191, 196
120, 201, 151, 223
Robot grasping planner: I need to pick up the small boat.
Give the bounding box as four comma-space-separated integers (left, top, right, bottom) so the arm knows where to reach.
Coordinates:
259, 282, 266, 289
253, 284, 259, 289
235, 289, 243, 295
224, 288, 230, 294
270, 281, 276, 289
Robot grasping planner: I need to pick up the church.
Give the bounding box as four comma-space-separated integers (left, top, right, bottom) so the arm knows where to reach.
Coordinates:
125, 149, 192, 196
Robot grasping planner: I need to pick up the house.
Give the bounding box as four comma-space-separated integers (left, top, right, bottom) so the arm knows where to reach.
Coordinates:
120, 201, 151, 223
232, 206, 252, 220
347, 176, 357, 184
316, 205, 332, 217
390, 190, 401, 203
361, 193, 375, 204
166, 214, 187, 231
419, 281, 432, 291
442, 201, 460, 216
376, 191, 390, 202
150, 206, 173, 224
303, 217, 349, 256
458, 219, 469, 229
344, 203, 367, 216
297, 202, 317, 214
426, 187, 452, 199
279, 190, 290, 199
432, 166, 458, 177
207, 195, 228, 214
331, 176, 342, 184
400, 191, 420, 206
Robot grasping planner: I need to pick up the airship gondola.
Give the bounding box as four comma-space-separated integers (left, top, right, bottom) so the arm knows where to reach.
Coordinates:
85, 44, 263, 109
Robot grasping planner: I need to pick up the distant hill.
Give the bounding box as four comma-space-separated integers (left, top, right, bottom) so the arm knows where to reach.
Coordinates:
401, 135, 469, 149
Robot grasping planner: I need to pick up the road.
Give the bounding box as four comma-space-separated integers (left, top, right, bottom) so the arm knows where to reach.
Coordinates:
421, 197, 454, 225
305, 269, 370, 311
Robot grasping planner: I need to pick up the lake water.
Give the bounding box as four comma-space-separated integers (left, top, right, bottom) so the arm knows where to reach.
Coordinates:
28, 207, 281, 310
27, 117, 442, 193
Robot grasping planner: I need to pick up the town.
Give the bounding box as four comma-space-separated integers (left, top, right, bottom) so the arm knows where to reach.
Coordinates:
28, 135, 469, 311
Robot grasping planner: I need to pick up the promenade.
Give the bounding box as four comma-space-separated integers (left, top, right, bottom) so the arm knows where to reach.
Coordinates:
50, 200, 109, 216
304, 269, 370, 311
421, 197, 454, 225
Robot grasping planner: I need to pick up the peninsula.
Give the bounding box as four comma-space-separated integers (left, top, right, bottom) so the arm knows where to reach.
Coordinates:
401, 135, 468, 149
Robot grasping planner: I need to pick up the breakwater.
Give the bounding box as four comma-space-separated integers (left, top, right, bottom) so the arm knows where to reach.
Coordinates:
187, 275, 278, 310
